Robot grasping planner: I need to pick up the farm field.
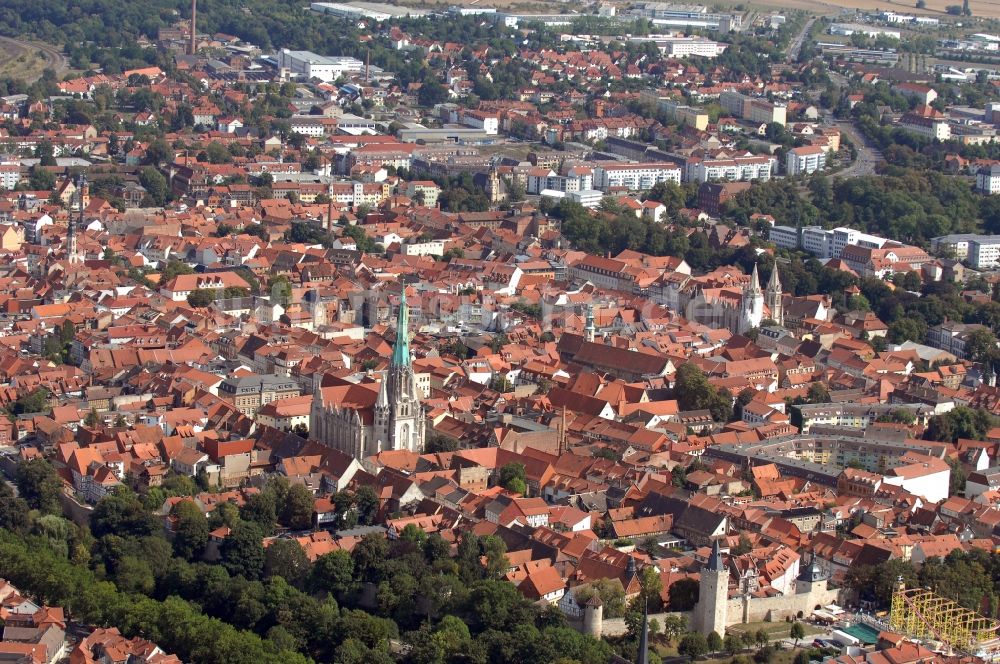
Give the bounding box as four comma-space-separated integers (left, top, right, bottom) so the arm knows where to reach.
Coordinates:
715, 0, 1000, 19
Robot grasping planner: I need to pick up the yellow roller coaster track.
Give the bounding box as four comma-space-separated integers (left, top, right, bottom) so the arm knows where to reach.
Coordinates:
889, 585, 1000, 655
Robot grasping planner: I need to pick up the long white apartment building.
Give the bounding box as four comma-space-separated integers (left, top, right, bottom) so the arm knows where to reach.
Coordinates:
769, 225, 888, 260
977, 164, 1000, 194
277, 49, 364, 83
720, 90, 787, 126
592, 163, 682, 191
526, 166, 593, 195
934, 234, 1000, 269
686, 154, 775, 183
0, 160, 19, 191
970, 236, 1000, 269
628, 35, 728, 58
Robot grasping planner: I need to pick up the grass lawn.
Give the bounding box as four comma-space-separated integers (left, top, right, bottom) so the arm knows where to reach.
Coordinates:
703, 649, 805, 664
652, 639, 679, 657
727, 621, 824, 640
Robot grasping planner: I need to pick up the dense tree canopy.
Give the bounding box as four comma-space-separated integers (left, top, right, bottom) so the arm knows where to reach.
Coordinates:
673, 363, 733, 422
15, 458, 63, 514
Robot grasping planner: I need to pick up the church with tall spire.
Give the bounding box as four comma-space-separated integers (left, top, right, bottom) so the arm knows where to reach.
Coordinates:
67, 174, 86, 265
374, 290, 424, 454
738, 263, 764, 334
683, 263, 779, 336
311, 289, 425, 459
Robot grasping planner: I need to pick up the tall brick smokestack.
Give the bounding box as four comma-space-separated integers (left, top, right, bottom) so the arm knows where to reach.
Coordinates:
189, 0, 197, 56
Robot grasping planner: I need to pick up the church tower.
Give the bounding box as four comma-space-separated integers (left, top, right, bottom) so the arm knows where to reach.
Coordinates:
486, 163, 503, 205
374, 290, 424, 454
697, 539, 729, 637
68, 174, 85, 264
739, 263, 764, 334
584, 304, 596, 343
765, 265, 783, 327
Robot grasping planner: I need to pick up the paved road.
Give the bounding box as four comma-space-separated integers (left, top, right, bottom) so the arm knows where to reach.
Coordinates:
786, 18, 816, 64
0, 36, 70, 83
833, 119, 884, 178
824, 71, 885, 178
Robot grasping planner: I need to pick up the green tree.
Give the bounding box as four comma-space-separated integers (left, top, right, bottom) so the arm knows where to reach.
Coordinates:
424, 432, 459, 453
0, 481, 29, 533
498, 462, 527, 494
790, 621, 805, 646
806, 382, 831, 404
354, 485, 379, 525
221, 520, 265, 579
679, 632, 709, 658
964, 328, 998, 366
10, 387, 51, 416
575, 577, 627, 618
733, 388, 755, 421
707, 631, 723, 654
281, 483, 315, 531
15, 458, 63, 514
205, 141, 233, 164
144, 139, 171, 165
640, 565, 664, 609
948, 457, 967, 496
924, 407, 993, 443
310, 549, 355, 597
186, 289, 216, 307
90, 487, 157, 538
418, 78, 449, 107
139, 166, 168, 206
264, 537, 310, 588
241, 490, 278, 535
724, 633, 743, 655
171, 500, 209, 560
673, 363, 732, 421
160, 260, 194, 282
28, 166, 55, 191
662, 614, 687, 642
268, 275, 293, 307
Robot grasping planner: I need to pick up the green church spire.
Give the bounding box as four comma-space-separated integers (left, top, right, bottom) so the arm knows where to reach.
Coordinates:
391, 289, 410, 367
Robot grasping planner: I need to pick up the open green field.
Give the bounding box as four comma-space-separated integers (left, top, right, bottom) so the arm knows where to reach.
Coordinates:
727, 621, 825, 640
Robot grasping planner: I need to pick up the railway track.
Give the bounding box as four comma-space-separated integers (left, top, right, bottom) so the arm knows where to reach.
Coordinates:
0, 36, 69, 83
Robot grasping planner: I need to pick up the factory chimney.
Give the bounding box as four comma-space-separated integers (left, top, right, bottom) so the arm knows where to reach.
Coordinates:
189, 0, 197, 56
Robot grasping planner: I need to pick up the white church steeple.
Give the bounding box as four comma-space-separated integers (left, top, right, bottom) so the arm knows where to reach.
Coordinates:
739, 263, 764, 334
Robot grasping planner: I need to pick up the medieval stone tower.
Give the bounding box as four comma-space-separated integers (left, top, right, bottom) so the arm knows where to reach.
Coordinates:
696, 539, 729, 637
583, 595, 603, 638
